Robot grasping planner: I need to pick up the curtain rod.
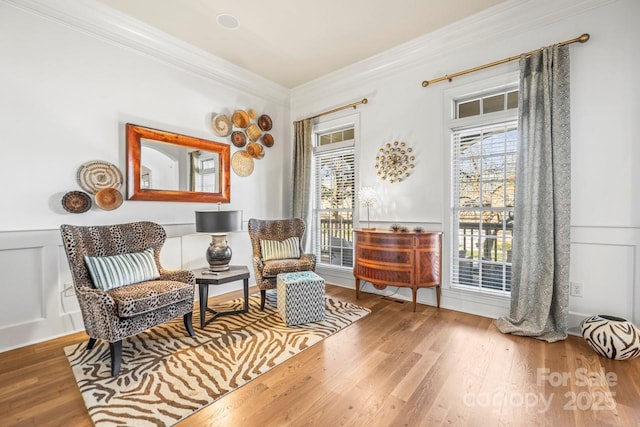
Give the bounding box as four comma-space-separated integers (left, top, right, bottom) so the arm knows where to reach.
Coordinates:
294, 98, 368, 123
421, 33, 590, 88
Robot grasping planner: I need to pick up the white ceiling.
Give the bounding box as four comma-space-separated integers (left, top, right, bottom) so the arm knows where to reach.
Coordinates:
95, 0, 509, 89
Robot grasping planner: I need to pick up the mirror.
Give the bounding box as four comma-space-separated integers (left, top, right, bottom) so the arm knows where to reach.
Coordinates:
126, 123, 230, 202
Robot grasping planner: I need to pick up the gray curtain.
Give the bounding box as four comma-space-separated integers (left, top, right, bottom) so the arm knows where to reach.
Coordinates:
495, 45, 571, 342
292, 119, 313, 247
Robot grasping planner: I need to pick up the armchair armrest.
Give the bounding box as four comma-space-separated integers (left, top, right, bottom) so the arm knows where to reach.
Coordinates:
300, 253, 316, 270
158, 269, 195, 285
252, 256, 265, 281
74, 286, 120, 340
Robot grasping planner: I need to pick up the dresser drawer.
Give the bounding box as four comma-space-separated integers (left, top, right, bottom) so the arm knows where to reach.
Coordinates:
355, 246, 412, 266
354, 231, 413, 248
355, 263, 412, 285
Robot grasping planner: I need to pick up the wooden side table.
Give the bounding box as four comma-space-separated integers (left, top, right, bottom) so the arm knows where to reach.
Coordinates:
193, 265, 250, 328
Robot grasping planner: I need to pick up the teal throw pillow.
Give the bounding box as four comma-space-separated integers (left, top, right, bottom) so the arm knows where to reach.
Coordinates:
84, 247, 160, 291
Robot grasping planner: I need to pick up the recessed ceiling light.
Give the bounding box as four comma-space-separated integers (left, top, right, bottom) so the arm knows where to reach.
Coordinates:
216, 14, 239, 30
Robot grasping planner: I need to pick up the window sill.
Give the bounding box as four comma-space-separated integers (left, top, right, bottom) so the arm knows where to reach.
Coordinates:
450, 283, 511, 299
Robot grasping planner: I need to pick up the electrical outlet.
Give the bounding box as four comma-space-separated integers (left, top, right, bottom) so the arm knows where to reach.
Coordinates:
570, 282, 583, 298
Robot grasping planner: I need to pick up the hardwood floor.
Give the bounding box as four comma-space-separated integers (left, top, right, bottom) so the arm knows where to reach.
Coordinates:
2, 285, 639, 426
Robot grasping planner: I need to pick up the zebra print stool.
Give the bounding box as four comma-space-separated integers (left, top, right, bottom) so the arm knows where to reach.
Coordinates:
276, 271, 326, 326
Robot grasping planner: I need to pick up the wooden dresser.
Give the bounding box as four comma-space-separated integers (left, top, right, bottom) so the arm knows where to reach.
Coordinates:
353, 229, 442, 311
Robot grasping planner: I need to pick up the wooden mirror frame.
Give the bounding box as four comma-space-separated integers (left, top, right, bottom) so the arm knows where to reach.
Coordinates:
126, 123, 231, 202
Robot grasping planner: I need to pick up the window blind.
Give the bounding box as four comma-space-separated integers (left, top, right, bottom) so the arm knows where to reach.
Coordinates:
312, 143, 355, 268
451, 121, 517, 293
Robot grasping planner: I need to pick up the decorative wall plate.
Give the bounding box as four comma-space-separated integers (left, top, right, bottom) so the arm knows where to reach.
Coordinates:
95, 188, 123, 211
232, 110, 250, 128
246, 123, 262, 141
212, 114, 231, 137
261, 133, 274, 147
257, 114, 272, 131
76, 160, 123, 194
62, 191, 92, 213
231, 150, 254, 177
231, 131, 247, 147
246, 142, 264, 159
375, 141, 415, 183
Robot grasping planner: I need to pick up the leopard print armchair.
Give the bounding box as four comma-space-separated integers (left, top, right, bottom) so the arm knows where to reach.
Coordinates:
247, 218, 316, 310
60, 221, 195, 376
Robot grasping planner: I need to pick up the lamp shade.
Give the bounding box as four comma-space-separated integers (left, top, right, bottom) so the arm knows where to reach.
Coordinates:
195, 210, 242, 233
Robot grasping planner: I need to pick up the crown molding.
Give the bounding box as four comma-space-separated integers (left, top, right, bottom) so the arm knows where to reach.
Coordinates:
5, 0, 618, 109
290, 0, 619, 105
4, 0, 290, 106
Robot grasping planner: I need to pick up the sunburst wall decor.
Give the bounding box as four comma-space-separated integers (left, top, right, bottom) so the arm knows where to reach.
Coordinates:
375, 141, 415, 183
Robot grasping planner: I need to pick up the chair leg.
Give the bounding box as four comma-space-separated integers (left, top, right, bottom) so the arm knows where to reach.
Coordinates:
183, 312, 195, 337
260, 290, 266, 310
86, 337, 97, 351
109, 340, 122, 376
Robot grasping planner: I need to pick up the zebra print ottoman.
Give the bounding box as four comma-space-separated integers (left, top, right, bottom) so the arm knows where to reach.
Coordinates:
277, 271, 326, 326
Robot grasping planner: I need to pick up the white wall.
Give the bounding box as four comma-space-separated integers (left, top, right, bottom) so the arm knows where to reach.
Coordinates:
291, 0, 640, 330
0, 1, 289, 351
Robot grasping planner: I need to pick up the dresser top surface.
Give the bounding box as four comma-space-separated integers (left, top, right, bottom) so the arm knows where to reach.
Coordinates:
354, 229, 442, 235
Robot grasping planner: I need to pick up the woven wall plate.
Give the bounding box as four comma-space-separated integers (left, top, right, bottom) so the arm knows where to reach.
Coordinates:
246, 123, 262, 141
212, 114, 231, 137
232, 110, 250, 128
246, 142, 264, 159
95, 188, 123, 211
231, 131, 247, 147
231, 150, 254, 177
62, 191, 92, 213
76, 161, 123, 194
257, 114, 272, 131
261, 133, 274, 147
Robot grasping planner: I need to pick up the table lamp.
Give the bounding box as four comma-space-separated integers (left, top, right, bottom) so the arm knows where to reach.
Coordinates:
195, 210, 242, 271
358, 186, 378, 230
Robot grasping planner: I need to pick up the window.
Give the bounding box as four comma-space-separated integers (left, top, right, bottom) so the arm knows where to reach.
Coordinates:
451, 88, 518, 294
456, 89, 518, 119
312, 126, 355, 268
190, 151, 218, 192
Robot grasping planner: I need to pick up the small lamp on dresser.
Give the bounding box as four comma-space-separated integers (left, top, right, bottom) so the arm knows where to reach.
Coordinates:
357, 186, 378, 230
195, 209, 242, 271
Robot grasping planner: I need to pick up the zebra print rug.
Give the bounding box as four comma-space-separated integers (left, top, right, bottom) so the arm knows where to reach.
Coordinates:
64, 293, 369, 426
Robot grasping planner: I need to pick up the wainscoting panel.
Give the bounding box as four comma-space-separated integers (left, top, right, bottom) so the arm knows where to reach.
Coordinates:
0, 246, 45, 326
58, 244, 80, 316
569, 226, 640, 327
570, 243, 634, 321
0, 228, 84, 352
